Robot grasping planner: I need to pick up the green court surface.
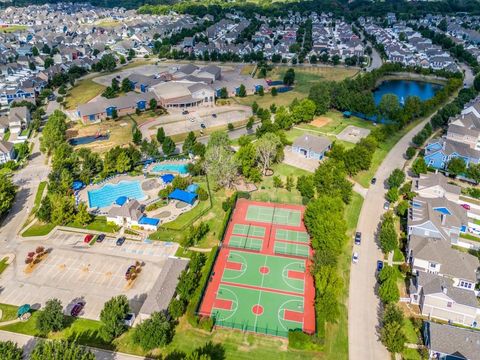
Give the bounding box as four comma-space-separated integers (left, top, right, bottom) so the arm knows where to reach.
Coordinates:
274, 241, 310, 258
212, 284, 305, 336
275, 229, 309, 243
228, 235, 263, 251
245, 205, 301, 227
232, 224, 266, 237
223, 250, 306, 293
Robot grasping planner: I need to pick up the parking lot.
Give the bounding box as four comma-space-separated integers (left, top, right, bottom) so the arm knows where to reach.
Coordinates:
0, 232, 179, 320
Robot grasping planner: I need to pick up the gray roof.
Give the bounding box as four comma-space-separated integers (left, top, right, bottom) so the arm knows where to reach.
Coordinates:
417, 271, 478, 308
409, 196, 468, 240
107, 199, 143, 221
415, 173, 461, 196
138, 257, 189, 316
293, 134, 332, 154
77, 91, 157, 117
409, 235, 479, 281
426, 321, 480, 359
0, 140, 13, 154
178, 63, 198, 75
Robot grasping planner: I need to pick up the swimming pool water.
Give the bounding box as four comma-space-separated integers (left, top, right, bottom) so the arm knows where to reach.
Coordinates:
152, 163, 189, 174
87, 180, 146, 208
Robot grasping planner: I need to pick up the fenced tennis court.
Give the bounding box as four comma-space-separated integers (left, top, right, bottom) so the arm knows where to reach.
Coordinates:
274, 241, 310, 258
232, 224, 266, 238
275, 229, 309, 243
246, 205, 301, 227
228, 235, 263, 251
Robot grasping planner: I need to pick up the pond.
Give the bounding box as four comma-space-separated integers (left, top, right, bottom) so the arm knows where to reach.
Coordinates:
69, 134, 109, 146
373, 80, 443, 105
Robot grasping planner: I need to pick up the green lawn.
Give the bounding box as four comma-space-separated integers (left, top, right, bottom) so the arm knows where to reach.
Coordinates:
3, 131, 10, 141
65, 78, 106, 110
285, 126, 355, 151
393, 247, 405, 262
0, 304, 18, 322
33, 181, 47, 212
297, 110, 377, 135
0, 257, 9, 276
22, 222, 56, 237
403, 318, 420, 344
345, 192, 364, 235
67, 216, 120, 233
0, 25, 27, 33
460, 232, 480, 242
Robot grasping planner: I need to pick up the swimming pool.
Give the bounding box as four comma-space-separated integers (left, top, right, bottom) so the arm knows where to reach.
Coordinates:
151, 163, 189, 174
87, 180, 146, 208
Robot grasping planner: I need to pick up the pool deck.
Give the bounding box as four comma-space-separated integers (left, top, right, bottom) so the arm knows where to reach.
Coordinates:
77, 174, 164, 213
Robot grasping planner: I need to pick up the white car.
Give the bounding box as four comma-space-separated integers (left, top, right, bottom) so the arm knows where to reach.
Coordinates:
383, 201, 390, 210
352, 252, 359, 263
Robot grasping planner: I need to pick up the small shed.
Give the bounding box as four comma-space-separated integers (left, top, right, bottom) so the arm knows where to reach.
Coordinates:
292, 134, 332, 160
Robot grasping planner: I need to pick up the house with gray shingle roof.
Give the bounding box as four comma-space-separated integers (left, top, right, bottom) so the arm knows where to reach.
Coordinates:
292, 134, 332, 160
424, 321, 480, 360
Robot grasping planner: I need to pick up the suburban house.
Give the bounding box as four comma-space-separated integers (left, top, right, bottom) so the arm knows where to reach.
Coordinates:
0, 140, 15, 164
407, 196, 468, 244
291, 134, 332, 160
136, 257, 190, 324
413, 173, 461, 203
424, 138, 480, 171
77, 92, 158, 123
446, 112, 480, 151
423, 321, 480, 359
8, 106, 31, 135
151, 81, 215, 109
106, 199, 160, 231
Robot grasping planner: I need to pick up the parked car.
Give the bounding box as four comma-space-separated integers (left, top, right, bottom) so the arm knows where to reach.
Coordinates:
461, 204, 471, 210
124, 313, 136, 327
371, 177, 377, 185
96, 234, 106, 243
116, 237, 126, 246
383, 201, 390, 210
84, 234, 94, 243
70, 302, 85, 317
354, 232, 361, 245
182, 110, 189, 115
200, 123, 206, 129
352, 252, 359, 263
212, 113, 217, 118
376, 260, 384, 273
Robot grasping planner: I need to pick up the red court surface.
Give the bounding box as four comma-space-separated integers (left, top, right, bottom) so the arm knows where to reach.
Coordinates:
199, 199, 316, 336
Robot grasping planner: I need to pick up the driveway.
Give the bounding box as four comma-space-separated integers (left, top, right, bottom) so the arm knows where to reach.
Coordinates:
348, 117, 431, 360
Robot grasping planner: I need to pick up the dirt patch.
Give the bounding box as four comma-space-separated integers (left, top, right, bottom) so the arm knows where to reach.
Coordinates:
311, 116, 332, 128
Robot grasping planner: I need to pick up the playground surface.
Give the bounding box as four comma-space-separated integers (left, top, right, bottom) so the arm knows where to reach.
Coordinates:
199, 199, 315, 337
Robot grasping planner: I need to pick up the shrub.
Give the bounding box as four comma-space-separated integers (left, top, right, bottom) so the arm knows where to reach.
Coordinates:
197, 187, 208, 201
406, 146, 416, 160
36, 298, 65, 334
168, 298, 186, 319
198, 316, 214, 332
288, 330, 314, 350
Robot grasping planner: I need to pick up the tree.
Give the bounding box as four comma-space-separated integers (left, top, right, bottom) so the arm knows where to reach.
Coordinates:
308, 82, 331, 115
32, 46, 39, 57
438, 18, 448, 32
31, 340, 95, 360
219, 87, 228, 99
49, 194, 75, 225
100, 295, 130, 341
447, 157, 466, 177
313, 159, 353, 204
74, 203, 92, 226
273, 175, 283, 188
474, 74, 480, 92
156, 127, 165, 143
255, 133, 281, 175
387, 169, 405, 189
203, 146, 238, 189
271, 87, 278, 96
149, 98, 157, 110
405, 146, 416, 160
297, 175, 315, 200
36, 298, 65, 334
162, 136, 176, 156
40, 110, 67, 155
168, 298, 186, 319
0, 176, 16, 218
132, 127, 142, 145
44, 57, 54, 68
386, 187, 399, 203
379, 212, 397, 254
132, 311, 174, 350
0, 340, 22, 360
237, 84, 246, 97
411, 157, 428, 176
121, 78, 133, 93
283, 68, 295, 86
183, 131, 197, 154
98, 54, 116, 72
466, 163, 480, 183
116, 152, 132, 173
378, 94, 401, 123
396, 200, 410, 217
286, 176, 294, 191
207, 131, 230, 149
291, 99, 316, 124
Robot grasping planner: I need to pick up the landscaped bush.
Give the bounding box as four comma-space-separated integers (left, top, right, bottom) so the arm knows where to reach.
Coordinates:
145, 200, 167, 211
288, 329, 315, 350
197, 187, 208, 201
198, 316, 214, 331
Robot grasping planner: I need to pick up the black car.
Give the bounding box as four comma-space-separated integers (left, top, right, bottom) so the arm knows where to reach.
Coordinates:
116, 237, 126, 246
371, 177, 377, 185
354, 232, 361, 245
182, 110, 189, 115
70, 302, 85, 317
200, 123, 206, 129
96, 234, 106, 243
212, 113, 217, 118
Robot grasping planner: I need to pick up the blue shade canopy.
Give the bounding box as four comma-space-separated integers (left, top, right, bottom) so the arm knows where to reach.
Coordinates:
168, 189, 197, 205
160, 174, 175, 183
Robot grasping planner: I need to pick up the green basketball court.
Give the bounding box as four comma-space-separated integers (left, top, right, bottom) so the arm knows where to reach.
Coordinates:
232, 224, 266, 237
212, 284, 305, 336
223, 250, 306, 293
274, 241, 310, 258
275, 229, 309, 243
245, 205, 301, 227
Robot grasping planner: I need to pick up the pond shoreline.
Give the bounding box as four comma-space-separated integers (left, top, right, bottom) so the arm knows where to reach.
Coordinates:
374, 72, 448, 88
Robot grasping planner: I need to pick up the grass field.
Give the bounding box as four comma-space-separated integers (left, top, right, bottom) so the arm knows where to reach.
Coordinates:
0, 304, 18, 322
233, 66, 358, 108
67, 216, 120, 233
65, 78, 106, 110
0, 257, 9, 276
22, 222, 56, 237
297, 110, 376, 135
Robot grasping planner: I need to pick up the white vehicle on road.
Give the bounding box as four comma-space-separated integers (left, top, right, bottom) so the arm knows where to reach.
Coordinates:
352, 252, 359, 263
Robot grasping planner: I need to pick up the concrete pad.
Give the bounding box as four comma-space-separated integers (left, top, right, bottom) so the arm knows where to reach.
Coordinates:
336, 125, 371, 144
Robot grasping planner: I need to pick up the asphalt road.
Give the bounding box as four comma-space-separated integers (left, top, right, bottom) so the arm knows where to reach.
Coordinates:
367, 44, 383, 71
348, 116, 431, 360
